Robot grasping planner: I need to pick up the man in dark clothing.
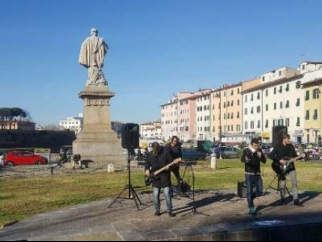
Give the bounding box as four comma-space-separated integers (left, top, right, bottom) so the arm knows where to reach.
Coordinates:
268, 133, 302, 206
145, 142, 175, 217
58, 149, 68, 164
241, 138, 266, 215
164, 136, 183, 187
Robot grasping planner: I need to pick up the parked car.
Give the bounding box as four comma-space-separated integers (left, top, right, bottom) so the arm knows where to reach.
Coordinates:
181, 149, 207, 161
4, 150, 48, 166
213, 146, 239, 159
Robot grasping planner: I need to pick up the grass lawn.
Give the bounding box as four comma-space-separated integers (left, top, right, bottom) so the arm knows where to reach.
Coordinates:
0, 159, 321, 225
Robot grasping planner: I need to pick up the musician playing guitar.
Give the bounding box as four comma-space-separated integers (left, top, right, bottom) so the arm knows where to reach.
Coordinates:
268, 133, 303, 206
145, 141, 182, 217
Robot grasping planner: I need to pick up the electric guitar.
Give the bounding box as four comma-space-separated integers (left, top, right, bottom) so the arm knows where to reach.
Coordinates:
145, 158, 183, 186
271, 154, 305, 175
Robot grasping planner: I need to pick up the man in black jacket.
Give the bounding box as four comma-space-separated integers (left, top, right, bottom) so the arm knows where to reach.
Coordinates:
241, 138, 266, 215
164, 136, 183, 188
268, 133, 301, 206
145, 142, 175, 217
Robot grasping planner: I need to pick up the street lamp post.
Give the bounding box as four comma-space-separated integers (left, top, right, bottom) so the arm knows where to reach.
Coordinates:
214, 92, 222, 160
215, 93, 222, 145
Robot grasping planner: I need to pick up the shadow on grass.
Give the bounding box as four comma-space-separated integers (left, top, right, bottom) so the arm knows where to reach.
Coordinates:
215, 167, 233, 170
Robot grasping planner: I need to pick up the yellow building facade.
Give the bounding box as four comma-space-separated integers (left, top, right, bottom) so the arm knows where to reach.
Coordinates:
302, 78, 322, 144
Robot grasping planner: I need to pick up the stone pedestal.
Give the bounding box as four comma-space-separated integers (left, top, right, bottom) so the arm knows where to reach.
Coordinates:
72, 86, 125, 168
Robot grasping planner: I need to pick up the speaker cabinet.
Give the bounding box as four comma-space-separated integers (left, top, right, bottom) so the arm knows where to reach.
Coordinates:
237, 181, 247, 198
121, 123, 140, 149
272, 126, 287, 146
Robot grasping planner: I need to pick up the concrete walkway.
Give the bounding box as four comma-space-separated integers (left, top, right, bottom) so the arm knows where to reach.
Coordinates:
0, 187, 322, 241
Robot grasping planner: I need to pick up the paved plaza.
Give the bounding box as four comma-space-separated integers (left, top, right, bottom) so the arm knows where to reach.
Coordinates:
0, 182, 322, 241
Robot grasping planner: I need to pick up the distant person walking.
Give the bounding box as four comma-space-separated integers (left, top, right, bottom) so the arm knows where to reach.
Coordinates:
0, 152, 4, 167
297, 143, 306, 161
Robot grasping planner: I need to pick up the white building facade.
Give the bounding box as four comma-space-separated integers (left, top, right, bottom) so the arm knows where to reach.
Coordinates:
195, 89, 212, 141
140, 121, 162, 140
59, 116, 83, 134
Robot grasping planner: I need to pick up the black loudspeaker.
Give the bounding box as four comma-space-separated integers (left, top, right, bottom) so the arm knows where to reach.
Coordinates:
272, 126, 287, 146
237, 181, 247, 198
121, 123, 140, 149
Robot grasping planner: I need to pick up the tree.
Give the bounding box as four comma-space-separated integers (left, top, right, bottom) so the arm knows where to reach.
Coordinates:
0, 107, 32, 130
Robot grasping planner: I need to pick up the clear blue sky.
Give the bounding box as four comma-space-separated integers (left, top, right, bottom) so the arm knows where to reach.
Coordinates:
1, 0, 322, 127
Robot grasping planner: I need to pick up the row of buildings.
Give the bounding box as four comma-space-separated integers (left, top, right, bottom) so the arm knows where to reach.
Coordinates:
160, 61, 322, 144
4, 60, 321, 146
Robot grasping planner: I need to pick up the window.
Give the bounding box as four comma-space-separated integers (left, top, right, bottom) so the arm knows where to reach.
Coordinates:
237, 99, 240, 105
266, 104, 268, 111
305, 110, 310, 120
257, 120, 260, 128
278, 119, 284, 126
285, 84, 289, 91
251, 94, 253, 101
313, 88, 320, 99
237, 112, 240, 118
265, 120, 268, 128
251, 107, 254, 114
257, 106, 261, 113
250, 121, 254, 129
296, 81, 301, 89
280, 102, 283, 109
274, 103, 277, 109
245, 108, 248, 115
285, 118, 290, 127
262, 76, 265, 81
279, 70, 282, 76
305, 90, 310, 101
274, 87, 276, 94
296, 98, 300, 106
285, 100, 289, 108
279, 86, 283, 93
313, 109, 318, 119
265, 89, 268, 96
296, 117, 300, 126
257, 92, 260, 99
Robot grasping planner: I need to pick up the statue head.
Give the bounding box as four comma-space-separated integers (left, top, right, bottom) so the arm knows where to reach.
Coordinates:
90, 28, 98, 36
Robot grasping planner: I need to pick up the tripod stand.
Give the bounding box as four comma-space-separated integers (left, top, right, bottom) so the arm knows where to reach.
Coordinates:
108, 148, 142, 210
180, 161, 205, 216
263, 173, 291, 197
